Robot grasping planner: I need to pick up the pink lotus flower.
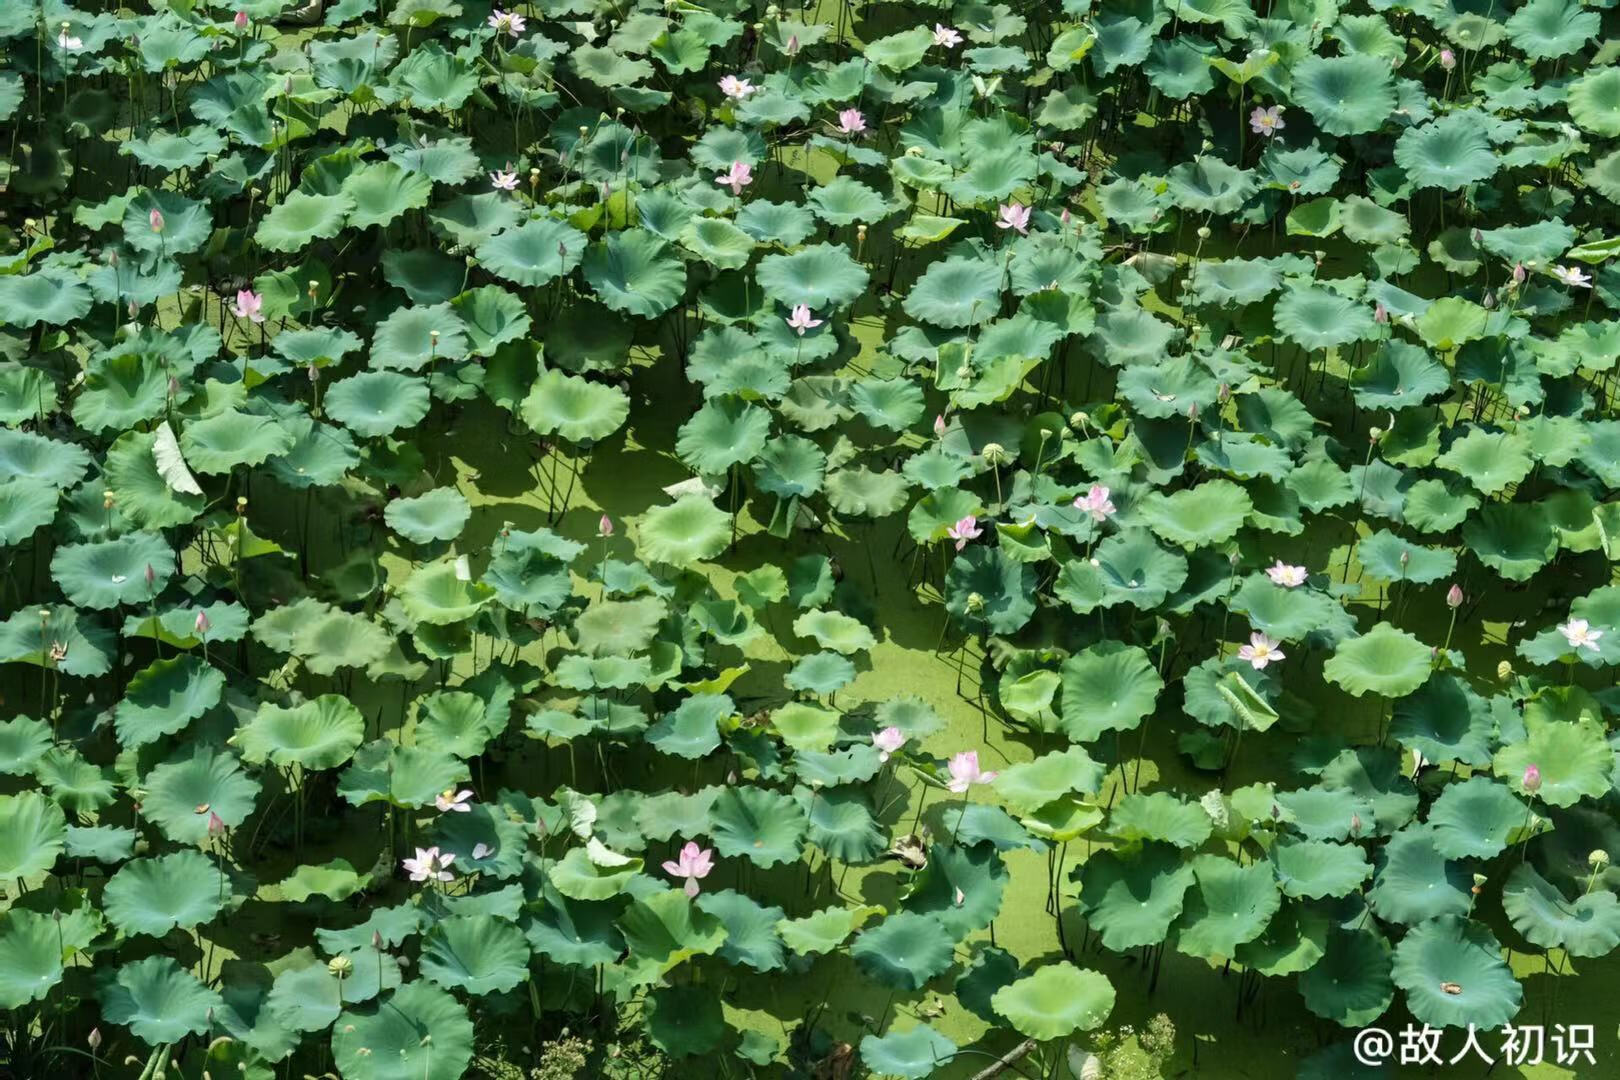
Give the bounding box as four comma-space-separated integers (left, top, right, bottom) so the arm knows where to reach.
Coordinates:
1249, 106, 1284, 137
231, 289, 264, 324
1439, 48, 1456, 71
947, 515, 982, 551
1446, 584, 1464, 609
193, 610, 211, 636
662, 841, 714, 897
490, 169, 519, 191
933, 24, 963, 48
1552, 265, 1592, 289
933, 414, 947, 438
1560, 618, 1604, 653
1522, 764, 1542, 795
487, 9, 526, 37
233, 10, 249, 29
434, 788, 474, 813
784, 35, 801, 56
786, 303, 822, 335
207, 811, 226, 838
1265, 560, 1307, 588
996, 202, 1031, 235
1074, 484, 1116, 522
719, 75, 757, 100
402, 846, 455, 882
149, 208, 165, 233
873, 726, 905, 762
947, 750, 997, 793
1374, 301, 1388, 324
837, 108, 867, 135
716, 161, 753, 195
1238, 631, 1284, 670
598, 514, 614, 537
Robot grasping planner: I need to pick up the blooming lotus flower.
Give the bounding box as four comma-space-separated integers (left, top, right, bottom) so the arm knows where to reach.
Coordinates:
719, 75, 757, 100
149, 208, 165, 233
1522, 764, 1542, 795
487, 9, 526, 36
1446, 584, 1464, 609
1552, 265, 1592, 289
490, 169, 519, 191
231, 289, 264, 324
996, 202, 1031, 234
1249, 106, 1284, 137
1238, 631, 1284, 670
434, 788, 474, 813
1560, 618, 1604, 653
598, 514, 614, 537
946, 515, 982, 551
471, 842, 492, 860
1265, 560, 1307, 588
661, 841, 714, 897
947, 751, 997, 793
933, 24, 962, 48
837, 108, 866, 135
402, 846, 455, 882
786, 303, 822, 335
716, 161, 752, 195
1073, 484, 1116, 522
873, 726, 905, 762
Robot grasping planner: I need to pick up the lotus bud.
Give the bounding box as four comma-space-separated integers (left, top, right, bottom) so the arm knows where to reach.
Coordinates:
1512, 262, 1526, 284
598, 514, 613, 537
1374, 301, 1388, 324
168, 375, 180, 397
145, 564, 156, 589
1187, 402, 1198, 420
234, 10, 248, 29
1399, 549, 1410, 567
327, 955, 354, 979
785, 34, 800, 55
194, 610, 211, 636
1446, 584, 1463, 609
371, 930, 383, 950
308, 363, 319, 383
965, 592, 986, 613
1350, 812, 1362, 837
933, 413, 947, 437
1061, 207, 1071, 225
1439, 48, 1455, 70
1196, 225, 1211, 240
87, 1028, 101, 1051
207, 810, 225, 838
1522, 763, 1542, 795
148, 208, 165, 233
1217, 383, 1230, 403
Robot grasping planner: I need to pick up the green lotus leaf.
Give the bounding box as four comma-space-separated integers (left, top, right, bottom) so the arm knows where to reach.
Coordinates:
1391, 674, 1496, 768
236, 696, 366, 769
582, 229, 686, 318
1393, 916, 1522, 1029
0, 476, 55, 547
1059, 641, 1163, 741
1324, 622, 1432, 698
786, 651, 856, 696
1054, 531, 1188, 614
859, 1025, 958, 1080
518, 369, 630, 445
452, 284, 532, 356
1427, 776, 1531, 860
711, 786, 805, 867
1394, 112, 1497, 191
1506, 0, 1598, 58
1463, 502, 1557, 581
332, 981, 474, 1080
1173, 854, 1280, 959
790, 608, 877, 655
1300, 928, 1394, 1027
103, 850, 227, 937
142, 744, 259, 845
336, 739, 471, 809
1166, 155, 1257, 215
993, 748, 1105, 815
1436, 429, 1532, 495
1367, 826, 1471, 925
114, 655, 224, 746
644, 985, 727, 1057
383, 487, 470, 545
179, 409, 296, 474
1140, 480, 1251, 547
1274, 285, 1376, 351
1356, 530, 1457, 585
696, 889, 786, 972
1234, 901, 1328, 977
676, 398, 771, 475
0, 429, 91, 489
256, 191, 353, 252
646, 692, 732, 758
416, 690, 507, 759
1568, 67, 1620, 137
904, 256, 1003, 328
0, 791, 66, 881
99, 956, 223, 1047
341, 161, 432, 229
618, 888, 728, 983
1229, 576, 1354, 646
991, 963, 1115, 1040
639, 494, 730, 566
1502, 863, 1620, 957
1493, 711, 1612, 808
400, 559, 495, 625
851, 912, 956, 989
267, 948, 402, 1032
1291, 54, 1396, 136
777, 903, 885, 955
756, 243, 870, 309
419, 914, 530, 995
1110, 791, 1214, 849
863, 26, 933, 70
548, 845, 641, 900
1075, 843, 1195, 951
945, 546, 1036, 634
0, 716, 51, 777
325, 371, 432, 438
677, 217, 755, 270
1275, 839, 1372, 899
904, 843, 1008, 939
371, 303, 470, 370
477, 217, 587, 286
50, 531, 174, 609
0, 904, 100, 1009
1351, 342, 1450, 409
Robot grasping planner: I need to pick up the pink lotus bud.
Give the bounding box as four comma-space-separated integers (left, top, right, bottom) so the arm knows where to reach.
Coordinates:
1439, 48, 1455, 70
1513, 262, 1526, 284
598, 514, 613, 538
148, 208, 165, 233
1374, 302, 1388, 324
194, 610, 211, 635
1446, 584, 1463, 609
372, 930, 383, 949
785, 34, 800, 55
1523, 764, 1542, 795
144, 564, 156, 589
1350, 812, 1362, 837
207, 810, 226, 838
234, 9, 248, 28
1060, 207, 1071, 225
933, 414, 947, 437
